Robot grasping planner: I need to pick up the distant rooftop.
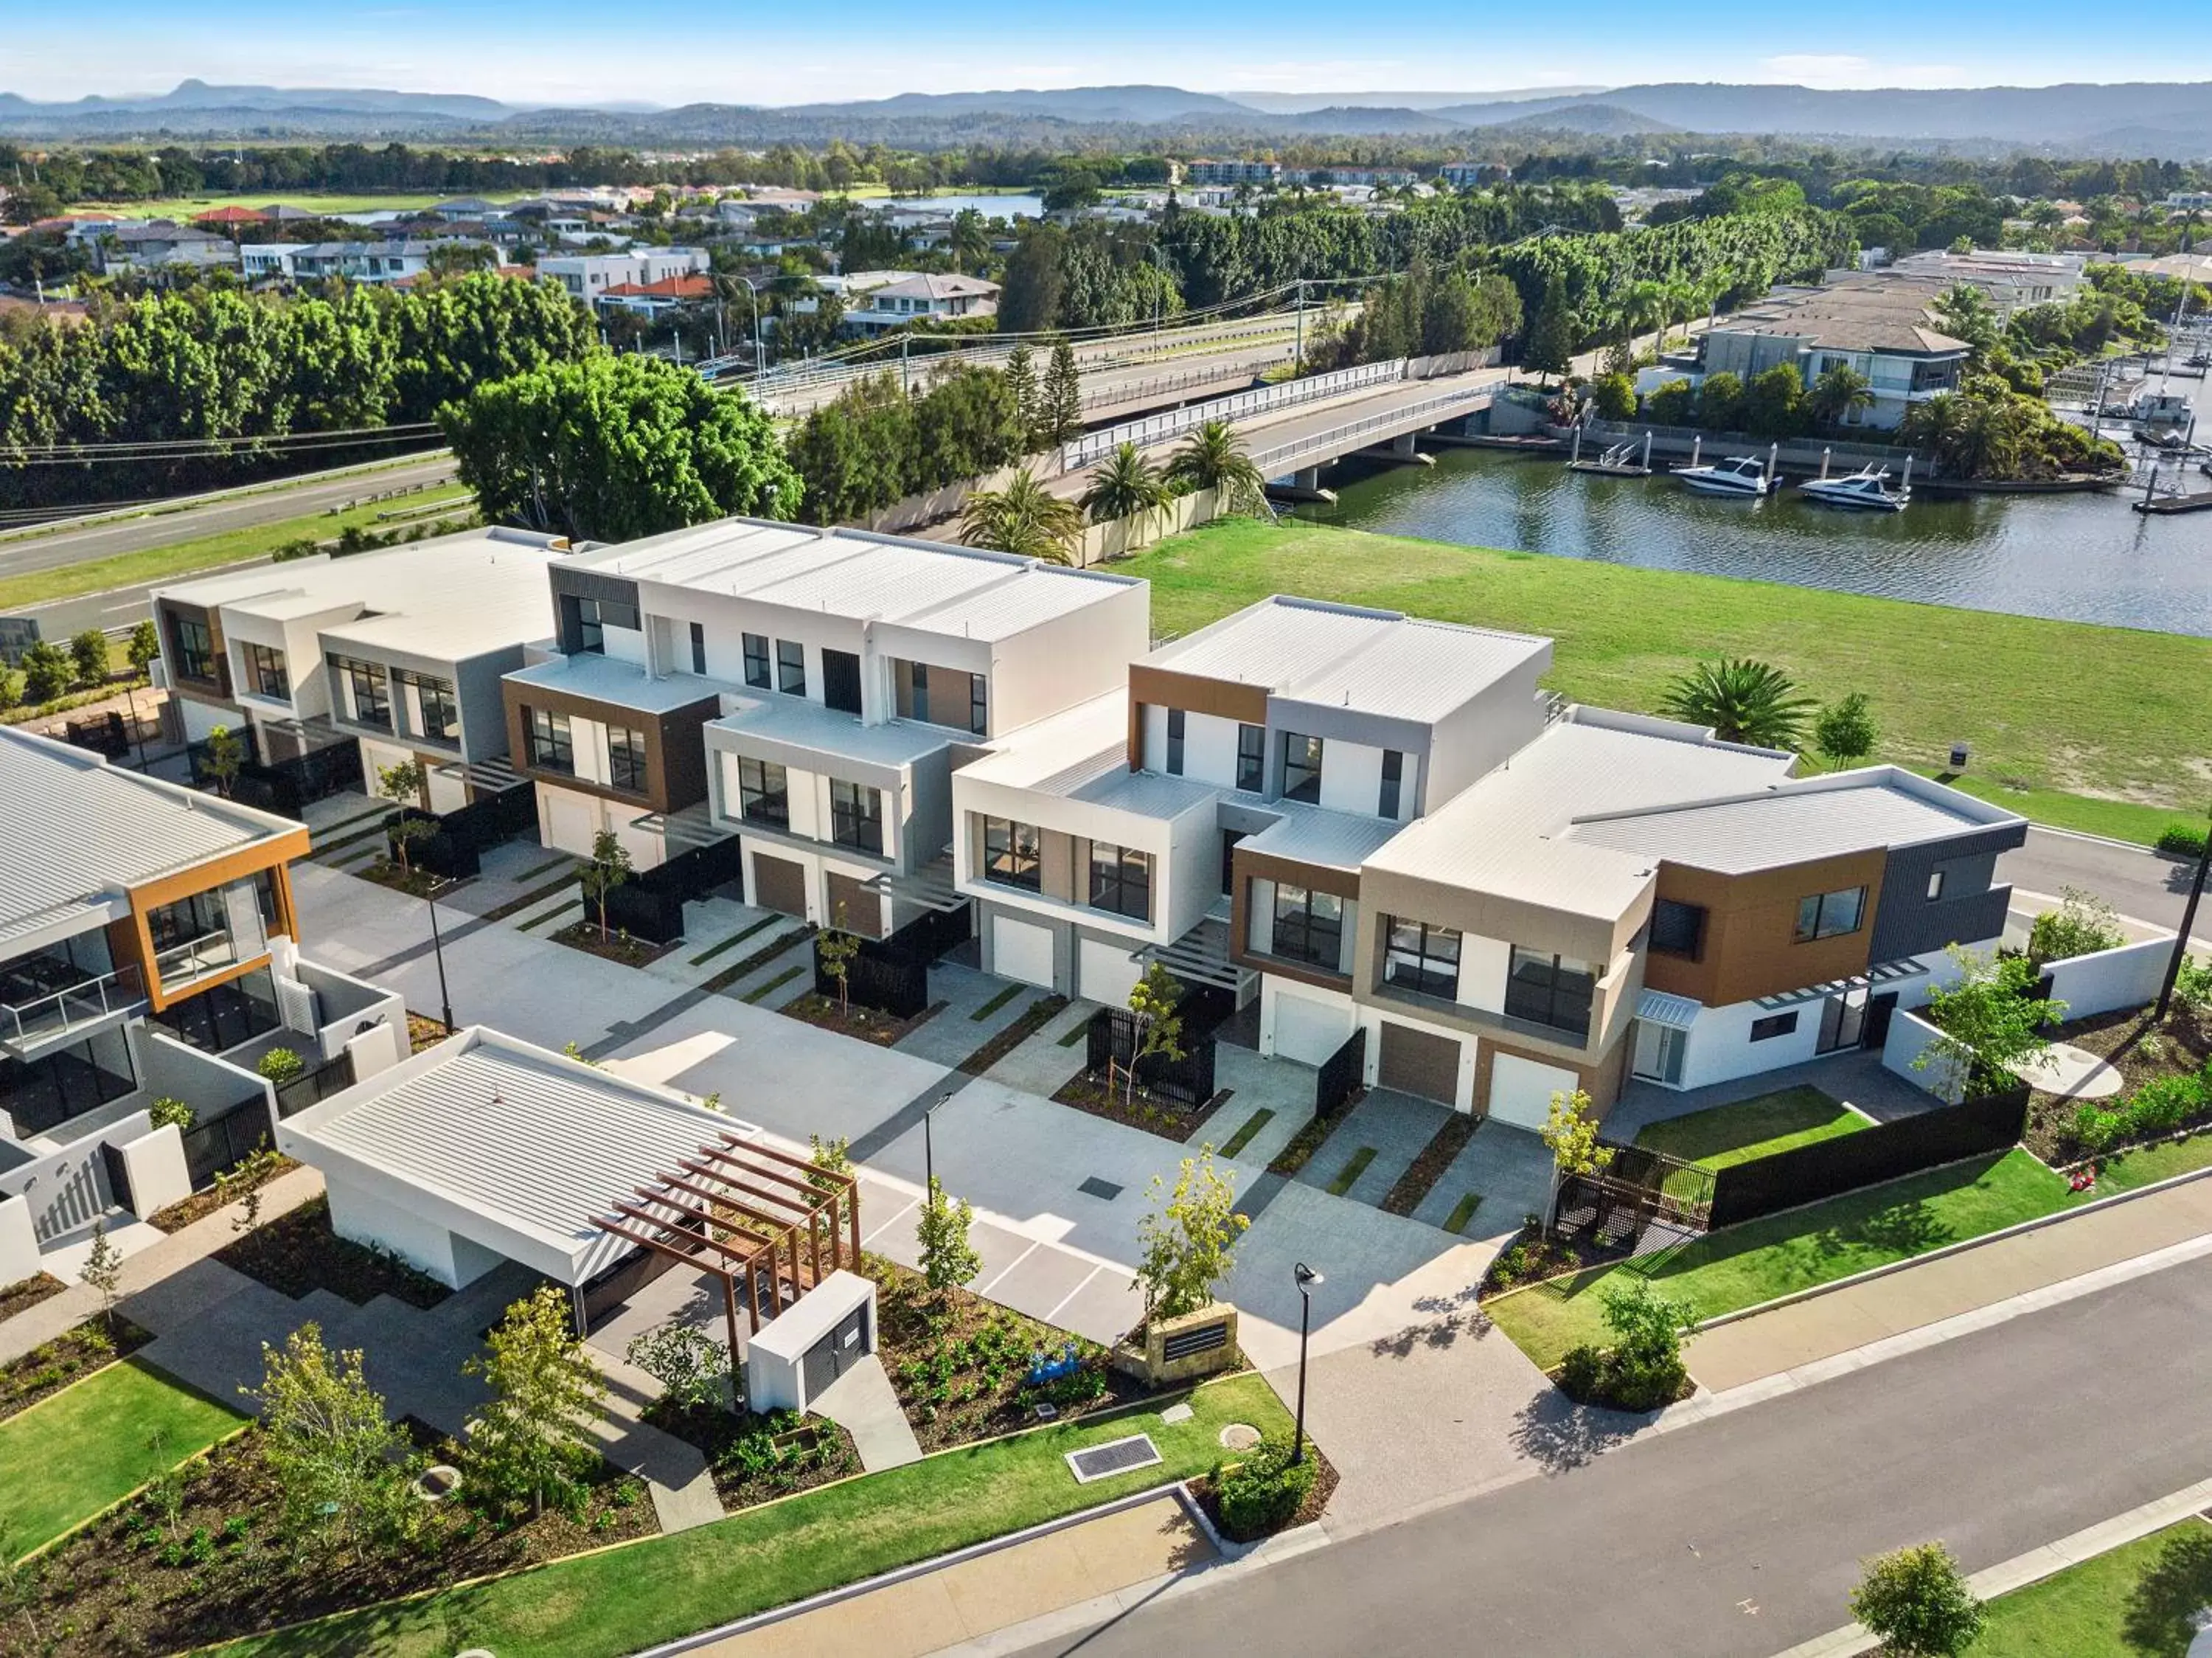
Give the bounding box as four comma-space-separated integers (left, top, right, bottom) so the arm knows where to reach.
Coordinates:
1711, 279, 1971, 357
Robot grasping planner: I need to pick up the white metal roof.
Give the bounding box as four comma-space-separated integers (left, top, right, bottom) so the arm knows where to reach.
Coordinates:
1237, 800, 1408, 873
955, 693, 1214, 819
503, 651, 726, 715
1636, 988, 1703, 1030
709, 693, 956, 769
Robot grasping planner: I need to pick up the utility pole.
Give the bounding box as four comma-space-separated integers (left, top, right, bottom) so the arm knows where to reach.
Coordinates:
1295, 277, 1305, 375
2156, 812, 2212, 1021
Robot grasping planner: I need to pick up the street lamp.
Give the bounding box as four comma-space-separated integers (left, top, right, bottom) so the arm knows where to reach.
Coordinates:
922, 1085, 955, 1194
2155, 805, 2212, 1021
1291, 1262, 1322, 1467
425, 875, 456, 1035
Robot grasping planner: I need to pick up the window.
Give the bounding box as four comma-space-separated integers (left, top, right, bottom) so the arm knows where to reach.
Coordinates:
822, 648, 863, 715
330, 655, 389, 729
689, 621, 707, 676
982, 817, 1040, 890
1927, 869, 1947, 901
1088, 842, 1151, 920
908, 661, 931, 725
1504, 947, 1596, 1040
736, 757, 788, 828
607, 725, 647, 793
1281, 732, 1324, 802
1378, 749, 1403, 819
1165, 708, 1186, 776
776, 639, 807, 697
1794, 886, 1868, 943
967, 673, 987, 736
1384, 919, 1460, 999
170, 615, 215, 681
524, 706, 573, 774
246, 643, 288, 701
742, 633, 771, 690
572, 594, 639, 655
1270, 884, 1344, 970
1236, 723, 1265, 793
830, 779, 883, 854
1649, 898, 1708, 960
400, 672, 458, 742
1750, 1011, 1800, 1042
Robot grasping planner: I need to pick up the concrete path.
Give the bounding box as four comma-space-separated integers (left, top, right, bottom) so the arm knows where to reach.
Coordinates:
1685, 1169, 2212, 1391
813, 1356, 924, 1472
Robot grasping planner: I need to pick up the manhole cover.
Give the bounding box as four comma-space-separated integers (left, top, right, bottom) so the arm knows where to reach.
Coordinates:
1218, 1423, 1262, 1451
1077, 1176, 1124, 1201
1066, 1433, 1163, 1484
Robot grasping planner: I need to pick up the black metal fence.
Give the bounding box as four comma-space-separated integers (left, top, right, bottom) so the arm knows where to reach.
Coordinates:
1705, 1083, 2031, 1230
178, 1095, 276, 1188
390, 785, 540, 881
877, 901, 973, 967
815, 938, 929, 1019
62, 710, 149, 759
1085, 1005, 1218, 1109
582, 835, 748, 945
189, 734, 364, 820
273, 1050, 358, 1120
1315, 1027, 1366, 1117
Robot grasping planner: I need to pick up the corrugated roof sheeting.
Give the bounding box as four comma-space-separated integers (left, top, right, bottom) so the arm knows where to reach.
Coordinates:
1568, 777, 2003, 873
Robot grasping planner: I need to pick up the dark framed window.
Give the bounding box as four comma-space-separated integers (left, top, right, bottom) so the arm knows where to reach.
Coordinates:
524, 706, 573, 774
1166, 708, 1186, 776
743, 633, 771, 690
908, 661, 931, 725
736, 756, 788, 828
607, 725, 648, 793
1384, 918, 1460, 999
330, 655, 389, 729
967, 673, 987, 736
822, 648, 863, 715
1750, 1011, 1800, 1042
982, 816, 1040, 890
689, 621, 707, 676
1794, 886, 1867, 943
572, 594, 639, 655
1270, 884, 1343, 970
1378, 749, 1403, 818
777, 639, 807, 697
245, 643, 288, 700
170, 615, 215, 681
830, 779, 883, 854
1649, 898, 1708, 960
1281, 732, 1323, 803
1504, 947, 1596, 1041
397, 671, 458, 742
1236, 723, 1265, 793
1088, 842, 1151, 920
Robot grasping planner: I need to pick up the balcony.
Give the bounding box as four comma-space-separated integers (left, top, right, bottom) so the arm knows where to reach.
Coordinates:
1, 964, 146, 1055
153, 929, 248, 995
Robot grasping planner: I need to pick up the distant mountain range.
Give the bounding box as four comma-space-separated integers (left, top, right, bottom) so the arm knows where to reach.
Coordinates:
3, 77, 2211, 156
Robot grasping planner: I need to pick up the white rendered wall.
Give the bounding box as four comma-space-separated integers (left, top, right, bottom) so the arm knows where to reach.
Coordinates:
1317, 740, 1385, 818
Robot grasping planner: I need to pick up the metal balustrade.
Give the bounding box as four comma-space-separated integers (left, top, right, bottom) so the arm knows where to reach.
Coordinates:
153, 928, 243, 991
1248, 384, 1496, 473
0, 963, 146, 1050
1061, 358, 1407, 471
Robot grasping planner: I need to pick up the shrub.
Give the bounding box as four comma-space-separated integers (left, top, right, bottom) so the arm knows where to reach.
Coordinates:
1597, 1279, 1694, 1411
2157, 823, 2208, 859
1557, 1343, 1607, 1403
148, 1097, 196, 1132
2025, 887, 2125, 967
2174, 955, 2212, 1013
1212, 1435, 1317, 1540
257, 1048, 307, 1086
1850, 1541, 1984, 1657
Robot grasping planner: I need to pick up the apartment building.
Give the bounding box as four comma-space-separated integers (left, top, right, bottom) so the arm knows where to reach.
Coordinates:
1183, 160, 1283, 187
537, 247, 710, 300
152, 528, 572, 808
498, 518, 1147, 931
1677, 280, 1972, 430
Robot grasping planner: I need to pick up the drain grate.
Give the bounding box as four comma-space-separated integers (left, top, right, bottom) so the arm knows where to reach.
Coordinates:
1077, 1176, 1124, 1201
1065, 1433, 1163, 1484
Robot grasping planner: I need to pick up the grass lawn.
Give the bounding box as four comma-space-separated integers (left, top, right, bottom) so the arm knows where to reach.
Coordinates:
0, 1358, 246, 1557
1486, 1148, 2084, 1370
0, 485, 475, 613
220, 1372, 1290, 1657
2090, 1131, 2212, 1193
1126, 518, 2212, 834
1635, 1086, 1869, 1170
1967, 1519, 2212, 1657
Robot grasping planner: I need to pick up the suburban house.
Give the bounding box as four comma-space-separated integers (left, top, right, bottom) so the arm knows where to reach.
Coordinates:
283, 240, 498, 283
1183, 160, 1283, 186
87, 220, 236, 277
839, 273, 1001, 334
497, 518, 1146, 923
150, 528, 573, 809
537, 248, 709, 300
594, 273, 715, 316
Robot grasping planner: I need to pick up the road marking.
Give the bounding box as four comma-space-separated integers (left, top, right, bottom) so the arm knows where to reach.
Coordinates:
1040, 1263, 1105, 1325
974, 1239, 1041, 1298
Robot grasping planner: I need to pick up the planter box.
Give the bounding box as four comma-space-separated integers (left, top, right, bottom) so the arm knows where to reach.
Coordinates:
1110, 1302, 1239, 1386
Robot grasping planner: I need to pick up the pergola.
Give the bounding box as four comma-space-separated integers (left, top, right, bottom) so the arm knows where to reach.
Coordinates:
591, 1133, 860, 1375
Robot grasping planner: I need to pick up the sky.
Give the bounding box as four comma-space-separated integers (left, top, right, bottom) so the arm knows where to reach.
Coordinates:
8, 1, 2211, 108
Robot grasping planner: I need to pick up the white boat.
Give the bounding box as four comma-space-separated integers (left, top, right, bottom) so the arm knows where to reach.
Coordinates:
1798, 464, 1911, 512
1672, 454, 1778, 497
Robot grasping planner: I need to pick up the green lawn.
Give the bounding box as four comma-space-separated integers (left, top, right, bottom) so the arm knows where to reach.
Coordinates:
2087, 1131, 2212, 1194
1127, 518, 2212, 836
222, 1372, 1290, 1657
1487, 1148, 2085, 1370
0, 1358, 247, 1557
1635, 1086, 1869, 1170
1967, 1519, 2212, 1657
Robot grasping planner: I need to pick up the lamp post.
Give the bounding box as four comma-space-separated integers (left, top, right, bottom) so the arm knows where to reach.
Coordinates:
2154, 807, 2212, 1021
425, 875, 456, 1035
1291, 1262, 1322, 1466
922, 1085, 954, 1194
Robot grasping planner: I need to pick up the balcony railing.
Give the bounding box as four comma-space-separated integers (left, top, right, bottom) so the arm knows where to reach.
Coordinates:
1, 963, 146, 1050
153, 929, 246, 991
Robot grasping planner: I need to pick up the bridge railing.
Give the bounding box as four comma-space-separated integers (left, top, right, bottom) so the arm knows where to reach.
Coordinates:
1061, 358, 1405, 471
1249, 384, 1496, 474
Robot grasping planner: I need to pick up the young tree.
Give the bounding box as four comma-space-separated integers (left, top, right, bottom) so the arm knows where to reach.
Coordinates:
1813, 692, 1879, 769
251, 1322, 414, 1552
2025, 886, 2125, 968
1003, 342, 1041, 447
69, 628, 111, 688
1587, 372, 1637, 422
1525, 277, 1575, 385
1593, 1278, 1697, 1409
1135, 1147, 1249, 1324
376, 759, 433, 880
1659, 658, 1817, 750
1849, 1542, 1985, 1657
816, 903, 862, 1016
1041, 339, 1084, 445
916, 1176, 982, 1300
126, 620, 161, 680
201, 724, 246, 798
578, 828, 633, 943
18, 640, 72, 704
1539, 1088, 1614, 1230
1696, 370, 1746, 432
81, 1219, 124, 1331
625, 1325, 731, 1412
463, 1286, 608, 1519
1164, 420, 1267, 514
1123, 960, 1186, 1109
1918, 947, 2065, 1100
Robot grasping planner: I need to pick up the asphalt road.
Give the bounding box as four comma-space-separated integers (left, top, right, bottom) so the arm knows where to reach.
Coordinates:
2003, 825, 2209, 941
1006, 1255, 2212, 1658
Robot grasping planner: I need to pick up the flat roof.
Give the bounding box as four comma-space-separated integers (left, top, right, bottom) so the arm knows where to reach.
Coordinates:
1237, 799, 1408, 873
709, 692, 956, 769
0, 728, 302, 948
956, 692, 1217, 819
504, 651, 726, 715
1711, 279, 1972, 357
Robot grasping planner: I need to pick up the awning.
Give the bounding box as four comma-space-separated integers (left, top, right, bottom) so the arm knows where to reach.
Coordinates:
1635, 989, 1703, 1030
1752, 957, 1924, 1012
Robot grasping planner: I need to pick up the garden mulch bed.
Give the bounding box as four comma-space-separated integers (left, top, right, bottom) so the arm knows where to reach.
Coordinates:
408, 1011, 454, 1053
642, 1401, 863, 1510
552, 920, 681, 968
1475, 1224, 1614, 1300
1, 1317, 153, 1423
958, 993, 1071, 1075
0, 1270, 66, 1323
357, 858, 468, 899
779, 991, 940, 1047
1188, 1443, 1339, 1542
1050, 1070, 1231, 1143
146, 1154, 301, 1234
11, 1426, 653, 1657
213, 1194, 452, 1309
1381, 1114, 1478, 1216
2024, 1002, 2212, 1163
1268, 1100, 1353, 1177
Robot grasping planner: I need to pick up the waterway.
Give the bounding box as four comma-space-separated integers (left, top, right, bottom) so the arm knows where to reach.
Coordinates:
881, 192, 1046, 219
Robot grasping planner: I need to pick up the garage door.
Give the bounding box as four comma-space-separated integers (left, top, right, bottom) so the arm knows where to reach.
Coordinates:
1487, 1051, 1581, 1130
1273, 991, 1351, 1067
543, 788, 598, 858
1377, 1021, 1459, 1104
1077, 937, 1143, 1007
751, 853, 808, 918
825, 871, 883, 938
993, 916, 1055, 988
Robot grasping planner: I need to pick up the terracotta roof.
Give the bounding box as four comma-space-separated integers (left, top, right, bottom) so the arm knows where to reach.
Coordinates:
599, 274, 713, 299
194, 206, 268, 224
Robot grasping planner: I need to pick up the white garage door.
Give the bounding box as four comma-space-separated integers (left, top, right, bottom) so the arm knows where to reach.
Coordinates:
542, 788, 598, 858
992, 916, 1055, 988
1272, 991, 1350, 1067
1487, 1052, 1582, 1130
1077, 937, 1143, 1007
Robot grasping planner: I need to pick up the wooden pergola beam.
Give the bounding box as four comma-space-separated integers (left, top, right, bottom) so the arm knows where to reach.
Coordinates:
689, 1145, 830, 1204
608, 1200, 760, 1269
638, 1176, 781, 1242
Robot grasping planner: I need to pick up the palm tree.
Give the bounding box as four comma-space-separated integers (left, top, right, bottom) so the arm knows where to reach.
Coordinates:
1809, 362, 1876, 427
1950, 395, 2022, 480
957, 468, 1084, 564
1621, 278, 1667, 353
1900, 392, 1968, 466
948, 208, 990, 273
1079, 442, 1172, 539
1164, 420, 1267, 514
1659, 659, 1817, 751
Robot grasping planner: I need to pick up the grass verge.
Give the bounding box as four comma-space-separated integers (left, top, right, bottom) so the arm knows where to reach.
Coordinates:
970, 982, 1024, 1022
1220, 1108, 1275, 1158
1634, 1086, 1868, 1170
689, 913, 777, 966
218, 1373, 1290, 1658
1326, 1147, 1377, 1196
1443, 1193, 1484, 1235
1966, 1519, 2212, 1657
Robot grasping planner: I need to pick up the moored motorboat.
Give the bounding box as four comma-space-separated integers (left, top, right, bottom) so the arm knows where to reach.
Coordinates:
1798, 463, 1911, 512
1672, 453, 1778, 497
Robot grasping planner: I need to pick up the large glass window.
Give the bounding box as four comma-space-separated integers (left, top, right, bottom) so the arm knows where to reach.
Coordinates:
830, 779, 883, 854
1378, 749, 1403, 819
147, 966, 279, 1055
1384, 919, 1460, 999
1794, 886, 1868, 943
1165, 708, 1186, 776
1088, 843, 1151, 920
743, 633, 771, 690
330, 656, 389, 729
525, 706, 574, 774
689, 621, 707, 676
1270, 884, 1343, 970
736, 757, 788, 828
822, 648, 863, 715
1281, 732, 1324, 802
1649, 898, 1708, 960
170, 614, 215, 681
246, 643, 289, 701
967, 673, 987, 736
907, 660, 931, 725
573, 594, 639, 655
1236, 723, 1265, 793
982, 817, 1041, 890
607, 725, 648, 793
1504, 947, 1596, 1040
777, 639, 807, 697
396, 670, 457, 743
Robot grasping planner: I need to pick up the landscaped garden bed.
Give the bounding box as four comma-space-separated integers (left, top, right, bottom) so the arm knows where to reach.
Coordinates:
1267, 1103, 1351, 1176
408, 1010, 454, 1052
2023, 1001, 2212, 1165
1051, 1070, 1230, 1142
1382, 1115, 1478, 1215
956, 992, 1070, 1075
0, 1270, 66, 1323
1, 1317, 152, 1422
1188, 1438, 1338, 1541
779, 990, 940, 1047
642, 1401, 862, 1509
358, 857, 467, 900
214, 1195, 452, 1308
552, 919, 680, 968
147, 1151, 300, 1233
